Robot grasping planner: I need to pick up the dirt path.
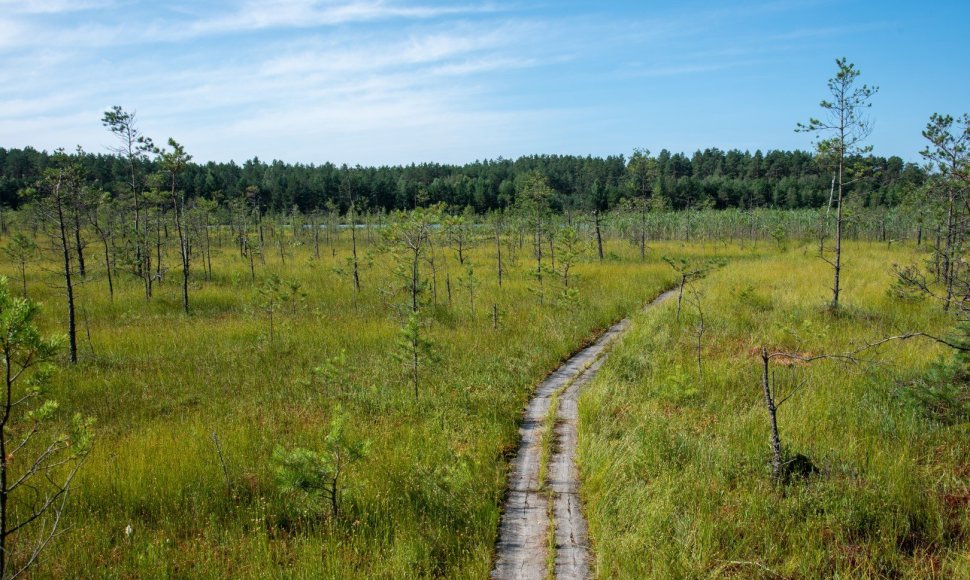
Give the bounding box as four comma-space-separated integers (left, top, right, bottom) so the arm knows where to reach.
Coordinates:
491, 289, 676, 580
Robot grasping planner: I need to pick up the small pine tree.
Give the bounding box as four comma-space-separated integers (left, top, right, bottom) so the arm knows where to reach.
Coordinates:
273, 406, 369, 519
254, 274, 306, 342
2, 233, 36, 298
395, 311, 435, 402
457, 261, 479, 316
0, 277, 94, 577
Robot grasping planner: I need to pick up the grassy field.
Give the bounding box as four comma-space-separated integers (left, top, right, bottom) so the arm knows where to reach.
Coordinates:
578, 242, 969, 578
2, 224, 966, 578
0, 225, 750, 577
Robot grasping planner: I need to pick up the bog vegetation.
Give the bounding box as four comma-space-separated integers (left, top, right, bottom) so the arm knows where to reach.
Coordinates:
0, 61, 966, 577
579, 246, 967, 577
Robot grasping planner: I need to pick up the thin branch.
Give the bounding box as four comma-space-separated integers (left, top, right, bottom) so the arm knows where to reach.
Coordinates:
776, 375, 811, 407
9, 424, 40, 458
6, 457, 84, 537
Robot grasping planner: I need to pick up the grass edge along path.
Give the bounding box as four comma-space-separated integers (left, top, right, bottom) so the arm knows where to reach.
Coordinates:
492, 288, 677, 579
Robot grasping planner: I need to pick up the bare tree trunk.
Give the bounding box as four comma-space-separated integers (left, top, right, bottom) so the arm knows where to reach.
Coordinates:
761, 347, 782, 481
247, 241, 256, 283
428, 237, 439, 307
494, 225, 503, 287
694, 292, 705, 379
676, 275, 686, 322
254, 209, 266, 266
534, 221, 544, 306
171, 185, 190, 314
943, 189, 955, 311
350, 208, 360, 293
205, 216, 213, 282
180, 228, 190, 313
73, 209, 86, 278
155, 212, 163, 281
102, 237, 114, 301
312, 213, 320, 259
595, 209, 604, 262
832, 158, 843, 309
639, 208, 646, 261
549, 233, 555, 271
143, 217, 153, 299
56, 197, 78, 364
411, 248, 419, 314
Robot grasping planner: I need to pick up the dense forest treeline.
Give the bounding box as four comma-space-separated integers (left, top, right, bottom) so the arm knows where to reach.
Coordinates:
0, 146, 924, 214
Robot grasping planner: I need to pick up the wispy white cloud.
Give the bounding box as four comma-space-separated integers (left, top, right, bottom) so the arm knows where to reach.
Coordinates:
0, 1, 503, 51
0, 19, 26, 50
0, 1, 559, 162
186, 0, 500, 37
0, 0, 117, 15
0, 0, 912, 162
428, 55, 538, 76
258, 25, 519, 77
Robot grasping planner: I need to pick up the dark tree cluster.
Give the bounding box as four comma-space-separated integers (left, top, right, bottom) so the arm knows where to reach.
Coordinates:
0, 146, 923, 215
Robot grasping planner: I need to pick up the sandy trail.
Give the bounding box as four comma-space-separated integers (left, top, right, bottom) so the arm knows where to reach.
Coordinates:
491, 289, 676, 579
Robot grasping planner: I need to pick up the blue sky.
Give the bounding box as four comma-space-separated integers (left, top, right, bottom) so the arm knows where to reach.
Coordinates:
1, 0, 967, 165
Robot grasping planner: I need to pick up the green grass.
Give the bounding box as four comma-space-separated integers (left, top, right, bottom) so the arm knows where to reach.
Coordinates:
578, 242, 969, 578
7, 224, 960, 577
0, 227, 743, 577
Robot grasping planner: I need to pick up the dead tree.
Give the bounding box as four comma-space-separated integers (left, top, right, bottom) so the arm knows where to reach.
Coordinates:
758, 333, 946, 481
156, 139, 193, 314
30, 152, 82, 364
593, 209, 605, 262
87, 190, 117, 301
663, 257, 719, 322
340, 174, 362, 294
490, 211, 505, 287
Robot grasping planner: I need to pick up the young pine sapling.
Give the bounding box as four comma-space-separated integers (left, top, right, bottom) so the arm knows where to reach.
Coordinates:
0, 277, 94, 577
2, 234, 36, 298
272, 406, 368, 519
254, 274, 306, 342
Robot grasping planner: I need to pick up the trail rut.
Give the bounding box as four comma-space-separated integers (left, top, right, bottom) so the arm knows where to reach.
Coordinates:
491, 289, 676, 579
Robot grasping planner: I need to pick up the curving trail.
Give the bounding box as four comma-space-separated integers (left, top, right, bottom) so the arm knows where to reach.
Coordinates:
492, 289, 676, 580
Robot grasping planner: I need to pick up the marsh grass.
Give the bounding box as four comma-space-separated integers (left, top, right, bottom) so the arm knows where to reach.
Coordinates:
0, 226, 744, 577
579, 242, 969, 578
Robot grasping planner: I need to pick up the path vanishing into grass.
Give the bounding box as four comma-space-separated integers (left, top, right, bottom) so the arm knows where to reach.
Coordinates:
492, 289, 677, 580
